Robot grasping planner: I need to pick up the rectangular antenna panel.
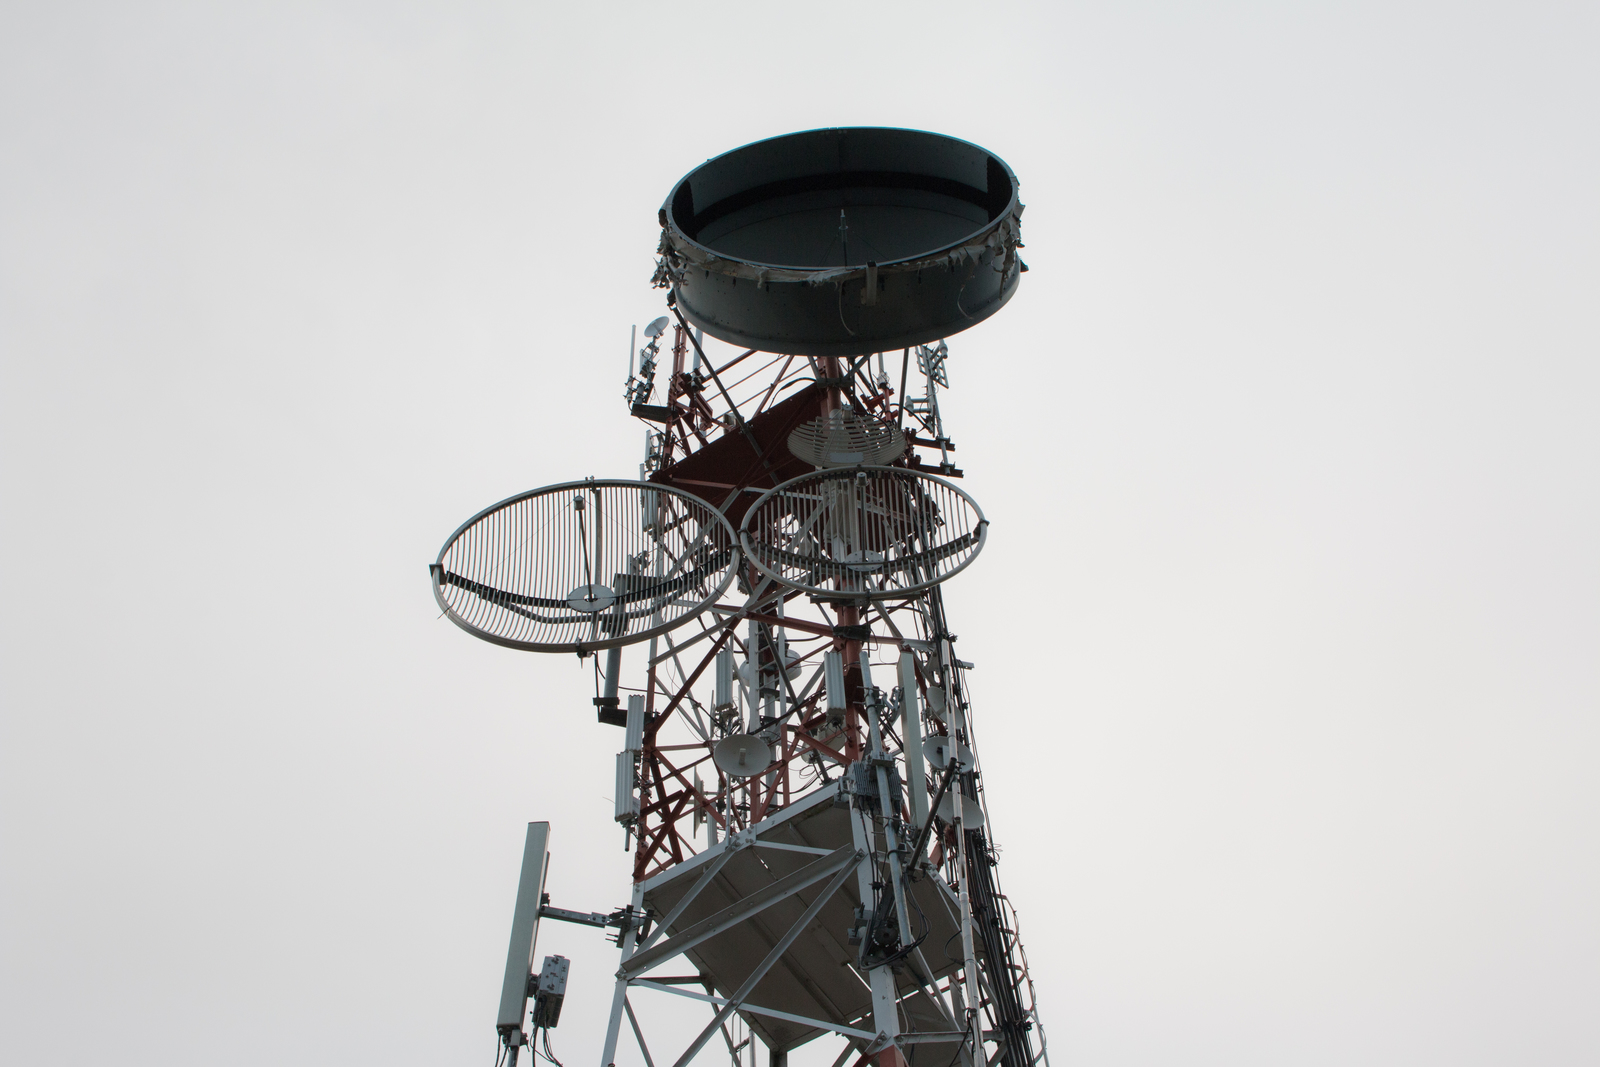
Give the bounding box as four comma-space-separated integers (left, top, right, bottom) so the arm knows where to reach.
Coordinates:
715, 647, 734, 710
615, 751, 639, 822
625, 695, 646, 753
824, 652, 846, 713
899, 651, 928, 829
642, 489, 659, 532
496, 822, 551, 1032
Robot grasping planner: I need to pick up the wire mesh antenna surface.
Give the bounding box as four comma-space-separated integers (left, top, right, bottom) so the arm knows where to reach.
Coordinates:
430, 479, 738, 653
739, 467, 987, 599
787, 409, 907, 468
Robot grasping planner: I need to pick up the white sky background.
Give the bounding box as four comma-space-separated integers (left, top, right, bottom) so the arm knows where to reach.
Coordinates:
2, 2, 1596, 1064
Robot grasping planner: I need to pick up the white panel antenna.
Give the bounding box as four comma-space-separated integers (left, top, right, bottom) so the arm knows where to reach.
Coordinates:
496, 822, 550, 1034
899, 651, 928, 829
824, 652, 846, 713
614, 752, 638, 823
624, 695, 645, 753
714, 647, 735, 712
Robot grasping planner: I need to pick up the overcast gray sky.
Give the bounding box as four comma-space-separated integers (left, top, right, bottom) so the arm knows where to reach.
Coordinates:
2, 3, 1596, 1065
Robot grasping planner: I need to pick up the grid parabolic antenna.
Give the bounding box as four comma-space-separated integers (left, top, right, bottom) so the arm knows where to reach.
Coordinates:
430, 479, 738, 653
739, 466, 986, 600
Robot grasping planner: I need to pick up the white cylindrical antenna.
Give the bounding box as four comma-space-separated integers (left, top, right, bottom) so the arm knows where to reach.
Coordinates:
692, 327, 703, 371
628, 324, 637, 377
824, 651, 847, 713
898, 651, 928, 829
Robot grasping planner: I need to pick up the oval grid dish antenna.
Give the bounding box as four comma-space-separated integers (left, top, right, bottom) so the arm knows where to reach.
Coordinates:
430, 479, 737, 653
739, 466, 987, 600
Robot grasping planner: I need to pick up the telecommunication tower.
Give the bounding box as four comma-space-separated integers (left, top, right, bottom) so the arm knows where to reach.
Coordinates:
430, 128, 1047, 1067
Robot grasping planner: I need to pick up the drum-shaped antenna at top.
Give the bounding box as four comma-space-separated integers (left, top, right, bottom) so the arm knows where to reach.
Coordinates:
739, 467, 987, 601
656, 127, 1023, 357
430, 479, 738, 654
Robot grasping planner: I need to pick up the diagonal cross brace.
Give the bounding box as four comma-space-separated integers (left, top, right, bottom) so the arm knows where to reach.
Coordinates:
634, 847, 735, 955
622, 844, 860, 978
631, 978, 877, 1042
624, 996, 657, 1067
669, 861, 859, 1067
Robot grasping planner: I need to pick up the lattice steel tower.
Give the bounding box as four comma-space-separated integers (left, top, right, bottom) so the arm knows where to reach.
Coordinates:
430, 128, 1048, 1067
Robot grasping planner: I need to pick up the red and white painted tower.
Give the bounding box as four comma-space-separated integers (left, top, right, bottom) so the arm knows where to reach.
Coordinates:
432, 127, 1048, 1067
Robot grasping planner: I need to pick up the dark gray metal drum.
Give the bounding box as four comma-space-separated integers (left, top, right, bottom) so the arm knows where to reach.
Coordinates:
655, 128, 1024, 357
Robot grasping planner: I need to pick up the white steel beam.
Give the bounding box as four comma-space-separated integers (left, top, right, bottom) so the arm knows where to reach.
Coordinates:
667, 863, 859, 1067
899, 651, 928, 829
634, 846, 736, 955
753, 840, 834, 857
848, 802, 901, 1048
622, 844, 860, 978
825, 1039, 863, 1067
630, 979, 877, 1042
624, 996, 657, 1067
600, 882, 646, 1067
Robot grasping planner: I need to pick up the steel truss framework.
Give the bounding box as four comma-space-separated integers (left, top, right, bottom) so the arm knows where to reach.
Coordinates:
588, 314, 1048, 1067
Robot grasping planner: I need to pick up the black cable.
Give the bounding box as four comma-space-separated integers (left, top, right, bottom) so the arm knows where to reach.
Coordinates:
874, 886, 931, 969
941, 1028, 975, 1067
541, 1027, 566, 1067
906, 880, 932, 947
910, 760, 960, 864
943, 930, 964, 967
